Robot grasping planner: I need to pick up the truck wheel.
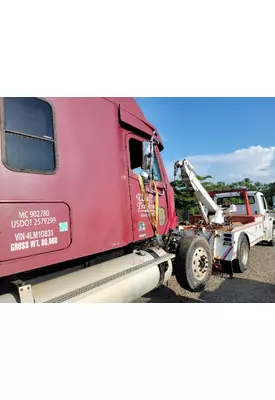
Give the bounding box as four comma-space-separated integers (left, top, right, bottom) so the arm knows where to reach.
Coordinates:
268, 226, 275, 246
174, 236, 212, 292
233, 233, 250, 273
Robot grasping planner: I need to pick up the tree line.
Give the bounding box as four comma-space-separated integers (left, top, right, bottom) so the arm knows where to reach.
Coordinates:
170, 176, 275, 221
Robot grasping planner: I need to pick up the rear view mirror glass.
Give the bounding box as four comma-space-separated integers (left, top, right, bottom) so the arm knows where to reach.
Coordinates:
142, 141, 152, 171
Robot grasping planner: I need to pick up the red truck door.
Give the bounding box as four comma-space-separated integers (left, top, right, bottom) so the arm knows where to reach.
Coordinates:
126, 132, 170, 242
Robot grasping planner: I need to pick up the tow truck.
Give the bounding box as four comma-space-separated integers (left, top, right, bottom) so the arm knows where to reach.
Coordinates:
171, 159, 275, 291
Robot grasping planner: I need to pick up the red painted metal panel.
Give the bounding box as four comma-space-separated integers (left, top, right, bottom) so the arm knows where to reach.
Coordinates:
0, 203, 71, 261
106, 97, 156, 130
241, 189, 252, 215
119, 108, 154, 136
0, 97, 175, 278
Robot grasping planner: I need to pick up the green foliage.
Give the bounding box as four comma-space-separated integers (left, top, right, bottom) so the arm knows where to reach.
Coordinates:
170, 175, 275, 221
171, 175, 215, 218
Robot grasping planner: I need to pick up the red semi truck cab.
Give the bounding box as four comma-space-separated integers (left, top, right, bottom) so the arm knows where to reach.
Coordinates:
0, 97, 177, 282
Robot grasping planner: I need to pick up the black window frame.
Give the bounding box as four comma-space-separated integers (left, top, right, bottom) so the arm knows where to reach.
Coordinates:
0, 97, 58, 175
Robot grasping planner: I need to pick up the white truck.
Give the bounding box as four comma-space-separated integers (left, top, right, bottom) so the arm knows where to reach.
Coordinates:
171, 159, 275, 292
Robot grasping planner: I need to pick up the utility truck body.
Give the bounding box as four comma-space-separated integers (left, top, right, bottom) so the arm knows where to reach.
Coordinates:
172, 160, 275, 289
181, 212, 270, 268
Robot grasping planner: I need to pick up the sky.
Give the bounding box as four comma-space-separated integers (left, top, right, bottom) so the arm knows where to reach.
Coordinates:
135, 98, 275, 183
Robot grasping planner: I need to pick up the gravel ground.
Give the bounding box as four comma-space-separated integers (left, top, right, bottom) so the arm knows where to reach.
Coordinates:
136, 244, 275, 303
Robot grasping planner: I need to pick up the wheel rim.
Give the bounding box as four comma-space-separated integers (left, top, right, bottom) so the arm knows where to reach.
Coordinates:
240, 242, 249, 265
192, 247, 209, 281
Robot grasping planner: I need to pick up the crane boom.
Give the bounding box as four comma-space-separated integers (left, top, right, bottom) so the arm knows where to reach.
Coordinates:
174, 159, 224, 225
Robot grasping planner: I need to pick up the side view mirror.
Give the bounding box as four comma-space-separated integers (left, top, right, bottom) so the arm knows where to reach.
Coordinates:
140, 170, 149, 184
142, 141, 152, 171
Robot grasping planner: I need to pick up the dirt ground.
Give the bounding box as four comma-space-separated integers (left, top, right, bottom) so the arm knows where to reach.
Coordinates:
136, 244, 275, 303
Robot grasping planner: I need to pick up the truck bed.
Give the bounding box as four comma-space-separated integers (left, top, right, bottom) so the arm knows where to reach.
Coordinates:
227, 214, 259, 225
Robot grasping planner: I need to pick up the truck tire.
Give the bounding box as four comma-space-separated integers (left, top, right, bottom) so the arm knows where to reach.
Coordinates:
268, 225, 275, 247
233, 233, 250, 273
174, 235, 212, 292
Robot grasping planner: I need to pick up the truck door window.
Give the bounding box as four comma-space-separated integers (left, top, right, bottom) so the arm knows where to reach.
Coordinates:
2, 97, 56, 173
129, 138, 162, 181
